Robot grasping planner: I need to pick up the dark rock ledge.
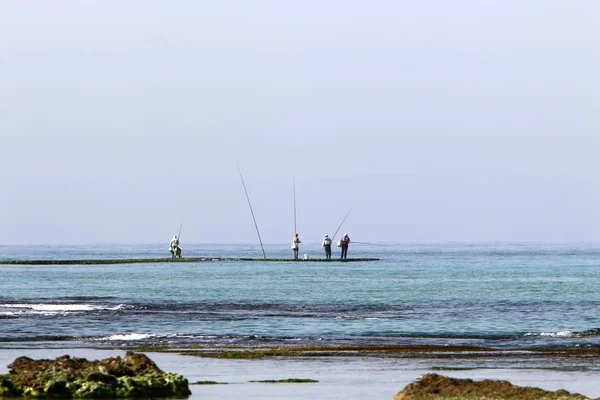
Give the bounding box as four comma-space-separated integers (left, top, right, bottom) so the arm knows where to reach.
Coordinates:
0, 351, 190, 398
394, 373, 592, 400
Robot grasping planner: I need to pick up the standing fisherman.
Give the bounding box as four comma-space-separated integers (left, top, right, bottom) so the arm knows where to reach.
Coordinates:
340, 233, 351, 260
291, 233, 301, 260
322, 234, 332, 260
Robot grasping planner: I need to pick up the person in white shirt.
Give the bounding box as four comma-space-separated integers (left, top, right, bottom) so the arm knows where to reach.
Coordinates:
169, 235, 181, 258
322, 234, 332, 259
291, 233, 301, 260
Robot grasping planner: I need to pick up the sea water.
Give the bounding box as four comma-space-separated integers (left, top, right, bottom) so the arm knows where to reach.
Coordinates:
1, 243, 600, 361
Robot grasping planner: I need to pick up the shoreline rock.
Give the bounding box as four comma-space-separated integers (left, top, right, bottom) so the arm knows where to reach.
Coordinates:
394, 373, 592, 400
0, 351, 190, 398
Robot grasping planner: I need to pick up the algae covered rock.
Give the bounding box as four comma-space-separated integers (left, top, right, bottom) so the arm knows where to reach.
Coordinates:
394, 373, 590, 400
0, 351, 191, 398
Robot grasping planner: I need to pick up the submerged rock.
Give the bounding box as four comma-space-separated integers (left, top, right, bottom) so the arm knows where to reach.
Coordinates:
394, 373, 591, 400
0, 351, 190, 398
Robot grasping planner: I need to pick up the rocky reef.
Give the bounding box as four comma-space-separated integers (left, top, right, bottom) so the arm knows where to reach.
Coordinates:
0, 351, 191, 398
394, 373, 591, 400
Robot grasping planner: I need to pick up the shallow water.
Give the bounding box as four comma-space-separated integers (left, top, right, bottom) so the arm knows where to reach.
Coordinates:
2, 243, 600, 367
1, 350, 598, 399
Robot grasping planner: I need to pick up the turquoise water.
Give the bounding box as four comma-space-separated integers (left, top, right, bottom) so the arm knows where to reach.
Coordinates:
1, 243, 600, 353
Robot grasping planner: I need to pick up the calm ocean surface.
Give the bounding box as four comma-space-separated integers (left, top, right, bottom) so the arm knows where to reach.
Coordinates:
2, 243, 600, 354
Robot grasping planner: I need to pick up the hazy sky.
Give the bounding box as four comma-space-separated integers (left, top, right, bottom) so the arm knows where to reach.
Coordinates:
1, 1, 598, 245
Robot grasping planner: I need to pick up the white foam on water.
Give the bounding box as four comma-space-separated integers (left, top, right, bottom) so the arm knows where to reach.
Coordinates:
32, 304, 94, 311
105, 333, 155, 341
530, 331, 575, 338
0, 304, 126, 316
96, 333, 206, 341
0, 303, 126, 313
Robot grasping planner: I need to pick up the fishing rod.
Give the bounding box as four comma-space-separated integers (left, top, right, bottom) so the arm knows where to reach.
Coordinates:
293, 173, 297, 235
237, 162, 267, 259
350, 241, 390, 246
332, 208, 352, 241
177, 220, 183, 242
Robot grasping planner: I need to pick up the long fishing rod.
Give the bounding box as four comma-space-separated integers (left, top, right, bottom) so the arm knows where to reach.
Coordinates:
332, 208, 352, 241
351, 241, 390, 246
293, 173, 297, 235
177, 220, 183, 242
237, 163, 267, 259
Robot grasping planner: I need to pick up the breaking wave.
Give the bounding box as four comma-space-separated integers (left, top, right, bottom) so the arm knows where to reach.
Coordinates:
0, 303, 126, 315
525, 328, 600, 338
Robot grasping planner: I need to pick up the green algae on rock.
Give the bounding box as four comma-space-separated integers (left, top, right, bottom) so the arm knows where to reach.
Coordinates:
394, 373, 591, 400
0, 257, 379, 265
250, 378, 318, 383
0, 351, 191, 398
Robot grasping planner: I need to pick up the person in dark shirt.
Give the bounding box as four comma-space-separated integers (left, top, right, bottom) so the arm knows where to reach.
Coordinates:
340, 233, 351, 259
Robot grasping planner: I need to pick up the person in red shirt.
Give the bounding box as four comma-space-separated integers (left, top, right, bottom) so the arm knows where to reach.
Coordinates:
340, 233, 351, 259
